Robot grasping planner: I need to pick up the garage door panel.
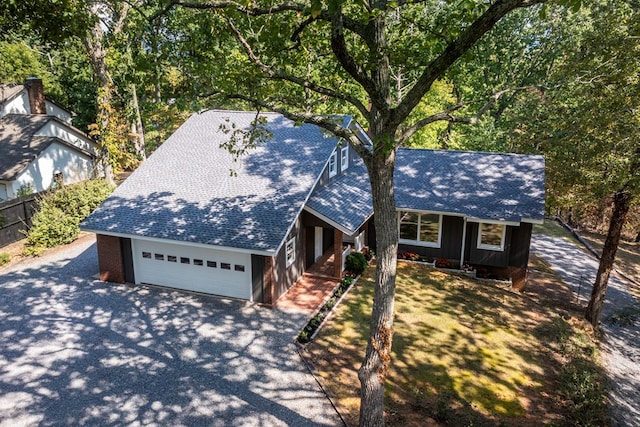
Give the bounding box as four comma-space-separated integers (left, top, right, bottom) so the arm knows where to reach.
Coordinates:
132, 240, 252, 300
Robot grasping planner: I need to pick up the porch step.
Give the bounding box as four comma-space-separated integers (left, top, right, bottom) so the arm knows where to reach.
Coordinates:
303, 272, 341, 281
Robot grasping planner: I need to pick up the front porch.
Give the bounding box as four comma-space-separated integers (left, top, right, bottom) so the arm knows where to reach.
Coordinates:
274, 248, 348, 314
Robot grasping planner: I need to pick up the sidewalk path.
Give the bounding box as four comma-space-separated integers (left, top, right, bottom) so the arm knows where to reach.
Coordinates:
531, 233, 640, 427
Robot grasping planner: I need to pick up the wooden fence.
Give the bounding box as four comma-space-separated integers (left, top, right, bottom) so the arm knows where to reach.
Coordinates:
0, 192, 43, 248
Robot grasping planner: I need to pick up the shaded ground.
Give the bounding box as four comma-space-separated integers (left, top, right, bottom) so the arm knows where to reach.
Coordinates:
531, 226, 640, 427
0, 236, 342, 426
303, 256, 603, 426
579, 229, 640, 287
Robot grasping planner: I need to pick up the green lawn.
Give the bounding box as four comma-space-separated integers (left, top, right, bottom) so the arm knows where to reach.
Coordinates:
304, 257, 607, 426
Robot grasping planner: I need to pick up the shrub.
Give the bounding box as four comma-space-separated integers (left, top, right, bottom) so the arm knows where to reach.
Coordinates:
16, 184, 34, 198
23, 179, 114, 255
0, 252, 10, 266
345, 252, 368, 275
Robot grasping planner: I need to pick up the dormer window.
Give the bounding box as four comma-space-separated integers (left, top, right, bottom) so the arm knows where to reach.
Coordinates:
340, 146, 349, 171
329, 151, 337, 177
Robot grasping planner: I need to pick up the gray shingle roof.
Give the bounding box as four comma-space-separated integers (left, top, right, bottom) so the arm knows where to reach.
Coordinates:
0, 84, 24, 106
0, 114, 95, 181
81, 110, 342, 253
305, 155, 373, 235
0, 114, 56, 180
395, 148, 545, 222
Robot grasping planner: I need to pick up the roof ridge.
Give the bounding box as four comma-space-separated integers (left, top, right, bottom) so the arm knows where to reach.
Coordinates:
398, 146, 543, 158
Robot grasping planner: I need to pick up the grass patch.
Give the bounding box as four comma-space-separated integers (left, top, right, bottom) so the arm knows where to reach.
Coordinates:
0, 252, 10, 266
305, 260, 608, 426
533, 220, 581, 245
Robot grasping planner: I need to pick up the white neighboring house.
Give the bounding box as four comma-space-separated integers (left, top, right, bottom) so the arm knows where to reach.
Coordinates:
0, 77, 99, 201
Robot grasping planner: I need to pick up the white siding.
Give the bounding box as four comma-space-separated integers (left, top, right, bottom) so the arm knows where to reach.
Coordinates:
12, 141, 94, 195
132, 239, 253, 300
36, 121, 97, 155
0, 92, 29, 117
45, 102, 72, 122
0, 183, 8, 201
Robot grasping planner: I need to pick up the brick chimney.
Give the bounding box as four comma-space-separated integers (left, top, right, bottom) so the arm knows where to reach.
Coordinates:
25, 77, 46, 115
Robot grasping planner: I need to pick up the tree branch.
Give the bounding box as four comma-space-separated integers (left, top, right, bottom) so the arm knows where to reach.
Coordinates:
330, 12, 380, 112
392, 0, 545, 128
175, 0, 305, 15
397, 86, 537, 143
208, 90, 373, 164
225, 17, 370, 117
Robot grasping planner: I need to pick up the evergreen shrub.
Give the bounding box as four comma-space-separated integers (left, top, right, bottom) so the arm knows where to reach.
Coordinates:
345, 252, 368, 275
24, 179, 114, 255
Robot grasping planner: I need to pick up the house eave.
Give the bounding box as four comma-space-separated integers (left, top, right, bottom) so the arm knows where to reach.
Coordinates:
303, 205, 372, 236
520, 217, 544, 225
81, 228, 277, 257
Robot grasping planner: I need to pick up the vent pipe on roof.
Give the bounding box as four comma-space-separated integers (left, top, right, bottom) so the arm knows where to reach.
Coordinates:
25, 77, 46, 115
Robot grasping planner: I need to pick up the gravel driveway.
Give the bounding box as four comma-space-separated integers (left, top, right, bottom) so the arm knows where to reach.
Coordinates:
0, 236, 342, 426
531, 232, 640, 427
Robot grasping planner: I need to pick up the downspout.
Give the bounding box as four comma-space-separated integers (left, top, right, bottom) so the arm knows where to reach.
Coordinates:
460, 217, 467, 268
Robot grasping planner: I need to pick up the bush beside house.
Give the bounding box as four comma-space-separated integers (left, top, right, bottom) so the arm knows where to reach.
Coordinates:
23, 179, 114, 255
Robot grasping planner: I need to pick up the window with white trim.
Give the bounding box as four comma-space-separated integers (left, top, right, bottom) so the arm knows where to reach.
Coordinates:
340, 146, 349, 171
328, 151, 337, 177
477, 223, 506, 251
398, 211, 441, 247
285, 238, 296, 267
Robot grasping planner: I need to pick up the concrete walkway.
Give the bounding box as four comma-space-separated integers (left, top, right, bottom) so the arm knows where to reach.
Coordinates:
531, 233, 640, 427
0, 236, 343, 426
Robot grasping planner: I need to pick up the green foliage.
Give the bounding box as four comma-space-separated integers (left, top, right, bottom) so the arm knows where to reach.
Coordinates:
0, 0, 91, 45
0, 40, 64, 99
508, 1, 640, 211
23, 180, 114, 255
0, 252, 10, 266
16, 184, 34, 198
345, 252, 367, 275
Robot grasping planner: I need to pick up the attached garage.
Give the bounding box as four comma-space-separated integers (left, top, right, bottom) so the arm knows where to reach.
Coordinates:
131, 239, 252, 300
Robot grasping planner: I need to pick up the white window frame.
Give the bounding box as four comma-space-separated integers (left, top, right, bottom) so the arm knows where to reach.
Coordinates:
397, 210, 442, 248
328, 151, 338, 177
477, 222, 506, 251
285, 237, 296, 267
340, 146, 349, 171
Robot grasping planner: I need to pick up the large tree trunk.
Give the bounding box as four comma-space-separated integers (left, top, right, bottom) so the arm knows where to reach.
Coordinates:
83, 3, 115, 185
358, 150, 398, 427
585, 190, 633, 326
131, 83, 147, 160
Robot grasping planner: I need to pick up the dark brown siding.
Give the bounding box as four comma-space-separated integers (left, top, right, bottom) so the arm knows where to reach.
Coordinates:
333, 228, 343, 277
96, 234, 125, 283
263, 257, 275, 305
322, 227, 334, 252
368, 218, 376, 251
467, 223, 512, 267
508, 223, 533, 268
121, 238, 135, 283
398, 215, 464, 261
272, 216, 305, 302
305, 226, 315, 268
251, 254, 265, 303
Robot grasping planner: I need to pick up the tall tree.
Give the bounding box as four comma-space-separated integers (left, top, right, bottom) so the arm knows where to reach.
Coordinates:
507, 1, 639, 326
150, 0, 569, 424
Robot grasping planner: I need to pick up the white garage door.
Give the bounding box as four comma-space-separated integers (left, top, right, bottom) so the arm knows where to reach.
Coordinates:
132, 239, 252, 300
